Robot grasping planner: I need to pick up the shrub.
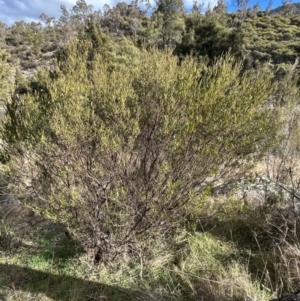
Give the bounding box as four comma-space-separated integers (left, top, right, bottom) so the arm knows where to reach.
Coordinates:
0, 49, 13, 105
1, 41, 278, 263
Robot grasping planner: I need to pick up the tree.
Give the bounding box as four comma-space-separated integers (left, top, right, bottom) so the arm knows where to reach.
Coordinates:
40, 13, 55, 27
58, 0, 100, 34
1, 41, 278, 264
152, 0, 185, 49
213, 0, 227, 15
71, 0, 94, 26
192, 1, 204, 14
237, 0, 250, 21
100, 2, 144, 37
175, 13, 243, 61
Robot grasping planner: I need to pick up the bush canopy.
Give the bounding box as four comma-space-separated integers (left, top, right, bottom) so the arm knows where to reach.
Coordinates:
0, 41, 278, 262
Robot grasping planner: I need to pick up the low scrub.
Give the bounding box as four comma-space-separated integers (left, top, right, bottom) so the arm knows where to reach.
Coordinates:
0, 41, 278, 264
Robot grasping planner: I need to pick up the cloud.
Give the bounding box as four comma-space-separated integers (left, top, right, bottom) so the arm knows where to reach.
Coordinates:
0, 0, 218, 25
0, 0, 64, 24
13, 0, 27, 11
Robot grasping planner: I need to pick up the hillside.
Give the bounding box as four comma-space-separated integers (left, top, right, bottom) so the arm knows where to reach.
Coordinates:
1, 2, 300, 76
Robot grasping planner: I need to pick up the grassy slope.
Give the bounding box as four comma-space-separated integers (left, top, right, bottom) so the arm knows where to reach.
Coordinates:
1, 189, 291, 301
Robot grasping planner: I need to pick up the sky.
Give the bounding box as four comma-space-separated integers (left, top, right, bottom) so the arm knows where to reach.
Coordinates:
0, 0, 287, 26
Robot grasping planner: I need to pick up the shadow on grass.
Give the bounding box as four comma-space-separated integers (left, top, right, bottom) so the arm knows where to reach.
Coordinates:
0, 209, 154, 300
0, 263, 145, 301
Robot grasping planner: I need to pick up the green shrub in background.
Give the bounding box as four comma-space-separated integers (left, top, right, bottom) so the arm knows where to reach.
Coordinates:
0, 41, 278, 263
0, 49, 13, 105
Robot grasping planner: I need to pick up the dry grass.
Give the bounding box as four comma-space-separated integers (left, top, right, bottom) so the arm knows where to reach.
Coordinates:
1, 153, 300, 300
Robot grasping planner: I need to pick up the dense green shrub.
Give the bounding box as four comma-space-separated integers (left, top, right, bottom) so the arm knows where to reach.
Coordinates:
0, 49, 13, 105
1, 41, 278, 263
